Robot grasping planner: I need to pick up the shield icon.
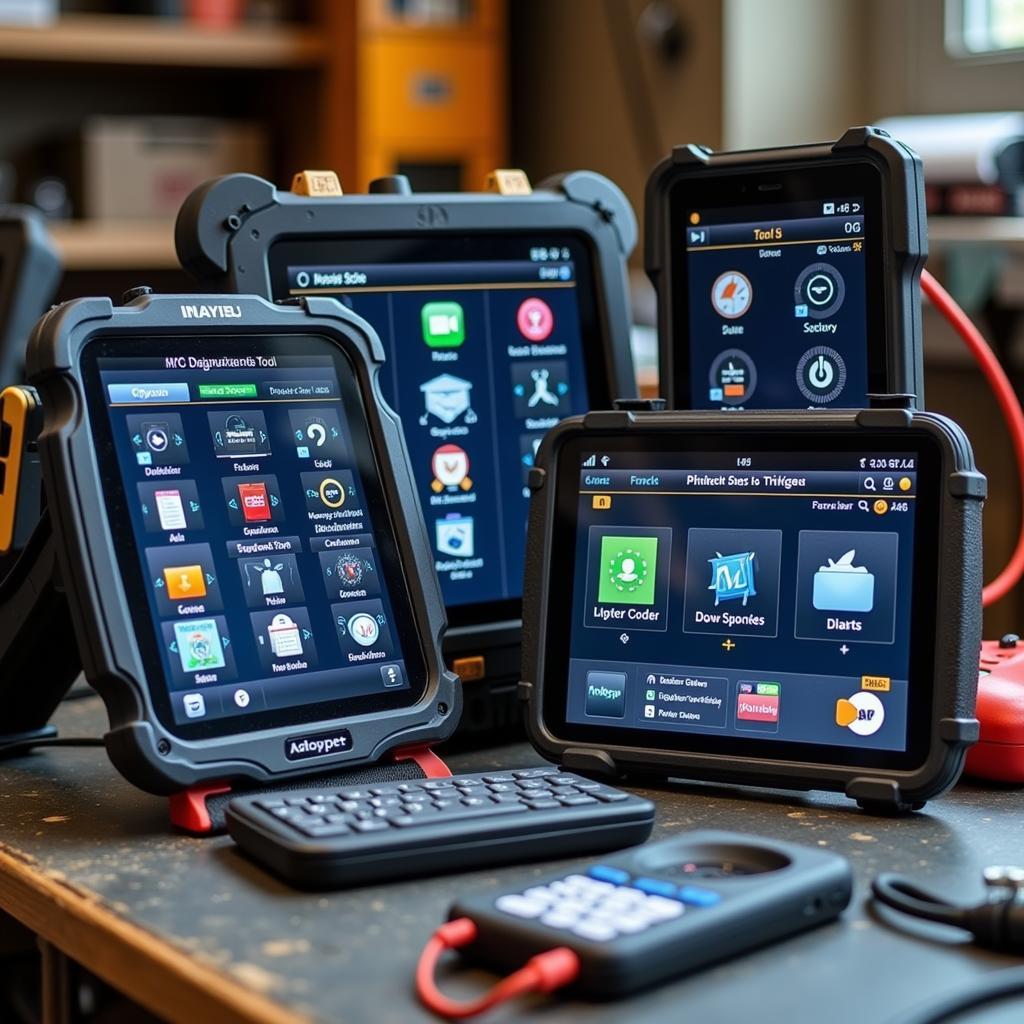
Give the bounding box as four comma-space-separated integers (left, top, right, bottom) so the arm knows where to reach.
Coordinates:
420, 374, 474, 425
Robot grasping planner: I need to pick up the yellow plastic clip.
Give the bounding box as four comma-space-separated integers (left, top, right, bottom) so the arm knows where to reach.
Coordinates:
0, 386, 36, 555
485, 169, 533, 196
291, 170, 344, 197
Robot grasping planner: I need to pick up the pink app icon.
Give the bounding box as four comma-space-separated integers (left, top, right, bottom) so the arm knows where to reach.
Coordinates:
516, 297, 554, 342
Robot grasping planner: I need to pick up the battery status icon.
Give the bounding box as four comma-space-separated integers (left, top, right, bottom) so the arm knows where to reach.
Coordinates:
822, 202, 835, 215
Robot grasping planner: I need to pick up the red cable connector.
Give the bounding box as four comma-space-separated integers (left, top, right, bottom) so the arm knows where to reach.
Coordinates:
416, 917, 580, 1020
921, 268, 1024, 607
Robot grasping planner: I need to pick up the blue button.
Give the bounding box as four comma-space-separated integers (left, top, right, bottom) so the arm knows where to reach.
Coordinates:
678, 886, 721, 907
588, 865, 630, 886
107, 382, 190, 405
633, 877, 676, 898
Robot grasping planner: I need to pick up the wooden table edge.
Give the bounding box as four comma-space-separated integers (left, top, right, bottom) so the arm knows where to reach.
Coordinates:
0, 842, 313, 1024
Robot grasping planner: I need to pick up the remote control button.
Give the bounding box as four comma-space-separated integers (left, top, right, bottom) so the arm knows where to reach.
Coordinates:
588, 865, 630, 886
548, 775, 576, 787
634, 878, 676, 898
483, 775, 515, 783
523, 887, 557, 904
558, 794, 598, 806
541, 909, 580, 929
615, 914, 651, 934
513, 768, 558, 778
573, 780, 601, 790
524, 800, 560, 810
643, 895, 684, 919
573, 918, 618, 942
496, 895, 546, 919
487, 783, 515, 792
678, 886, 722, 908
592, 790, 630, 803
369, 786, 399, 796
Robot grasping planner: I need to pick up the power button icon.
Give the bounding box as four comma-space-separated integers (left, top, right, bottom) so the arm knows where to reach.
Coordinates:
796, 347, 846, 404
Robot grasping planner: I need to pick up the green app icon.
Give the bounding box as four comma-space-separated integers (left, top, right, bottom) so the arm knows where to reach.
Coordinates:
598, 535, 658, 605
421, 302, 465, 348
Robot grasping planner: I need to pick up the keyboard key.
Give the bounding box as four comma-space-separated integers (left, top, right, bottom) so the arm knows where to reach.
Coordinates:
592, 790, 630, 803
517, 779, 547, 790
524, 799, 559, 809
391, 803, 527, 827
558, 794, 598, 806
678, 886, 721, 908
301, 823, 353, 838
573, 780, 601, 790
487, 783, 515, 793
353, 820, 389, 833
513, 767, 558, 778
370, 786, 399, 796
589, 865, 630, 886
547, 776, 577, 787
483, 775, 514, 784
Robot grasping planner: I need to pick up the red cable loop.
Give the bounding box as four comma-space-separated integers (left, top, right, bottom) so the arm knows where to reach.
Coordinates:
416, 917, 580, 1020
920, 268, 1024, 607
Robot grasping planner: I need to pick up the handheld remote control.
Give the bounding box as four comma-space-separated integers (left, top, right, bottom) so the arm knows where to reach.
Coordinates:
447, 831, 851, 997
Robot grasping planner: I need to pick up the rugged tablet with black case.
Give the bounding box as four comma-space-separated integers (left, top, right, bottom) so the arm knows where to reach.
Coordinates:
645, 127, 926, 410
175, 170, 637, 739
0, 291, 458, 828
520, 405, 983, 812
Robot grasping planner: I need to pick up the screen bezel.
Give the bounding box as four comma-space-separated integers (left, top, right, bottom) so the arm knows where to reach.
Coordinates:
666, 158, 887, 409
80, 332, 430, 742
266, 231, 614, 629
539, 427, 942, 772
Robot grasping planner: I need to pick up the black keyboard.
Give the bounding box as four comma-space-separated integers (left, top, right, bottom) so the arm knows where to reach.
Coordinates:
225, 767, 655, 888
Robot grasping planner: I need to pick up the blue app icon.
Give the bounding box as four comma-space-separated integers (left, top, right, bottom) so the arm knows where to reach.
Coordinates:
794, 304, 809, 318
812, 549, 875, 613
709, 387, 724, 402
707, 551, 757, 606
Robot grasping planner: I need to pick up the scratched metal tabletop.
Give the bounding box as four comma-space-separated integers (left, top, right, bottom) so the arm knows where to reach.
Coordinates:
0, 694, 1022, 1023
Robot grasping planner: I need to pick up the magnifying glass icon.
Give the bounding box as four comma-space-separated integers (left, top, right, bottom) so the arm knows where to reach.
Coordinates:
858, 500, 869, 512
863, 477, 876, 492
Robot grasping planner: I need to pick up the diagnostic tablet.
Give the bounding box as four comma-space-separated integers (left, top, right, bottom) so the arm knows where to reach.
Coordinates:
17, 292, 457, 793
175, 171, 636, 733
645, 127, 926, 410
521, 407, 983, 810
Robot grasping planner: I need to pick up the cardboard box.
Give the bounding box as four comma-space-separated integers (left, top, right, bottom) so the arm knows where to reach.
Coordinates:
82, 117, 267, 221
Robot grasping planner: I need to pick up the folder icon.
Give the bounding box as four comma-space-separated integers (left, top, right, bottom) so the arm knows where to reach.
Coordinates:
812, 549, 874, 613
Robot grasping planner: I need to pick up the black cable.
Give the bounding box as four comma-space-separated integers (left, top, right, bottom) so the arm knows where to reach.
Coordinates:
0, 736, 103, 759
893, 967, 1024, 1024
872, 873, 970, 929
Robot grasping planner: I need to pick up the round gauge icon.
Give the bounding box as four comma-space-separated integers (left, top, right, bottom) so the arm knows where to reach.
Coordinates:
794, 263, 845, 319
711, 270, 753, 319
708, 348, 757, 406
796, 346, 847, 404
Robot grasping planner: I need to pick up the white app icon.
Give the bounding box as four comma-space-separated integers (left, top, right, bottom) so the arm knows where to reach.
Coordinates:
267, 613, 303, 658
155, 489, 187, 531
233, 689, 250, 709
347, 612, 380, 648
182, 692, 206, 718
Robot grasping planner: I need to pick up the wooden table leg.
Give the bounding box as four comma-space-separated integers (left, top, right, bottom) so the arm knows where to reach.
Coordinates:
38, 938, 73, 1024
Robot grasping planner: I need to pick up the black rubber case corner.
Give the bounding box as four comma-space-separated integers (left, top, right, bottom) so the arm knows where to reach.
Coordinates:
25, 292, 459, 794
519, 408, 983, 813
644, 126, 927, 409
173, 170, 637, 741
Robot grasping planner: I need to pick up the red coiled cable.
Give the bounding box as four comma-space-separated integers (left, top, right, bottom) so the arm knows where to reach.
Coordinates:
920, 267, 1024, 607
416, 917, 580, 1019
